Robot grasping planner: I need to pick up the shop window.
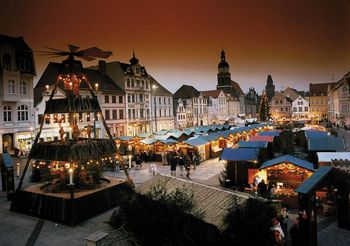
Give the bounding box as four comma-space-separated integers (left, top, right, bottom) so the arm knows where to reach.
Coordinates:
17, 105, 29, 121
3, 105, 12, 122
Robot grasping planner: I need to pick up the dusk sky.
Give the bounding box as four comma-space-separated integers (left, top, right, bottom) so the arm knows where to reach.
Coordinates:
1, 0, 349, 93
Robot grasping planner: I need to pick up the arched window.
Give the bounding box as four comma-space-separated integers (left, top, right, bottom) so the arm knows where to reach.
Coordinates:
3, 106, 12, 122
20, 81, 27, 95
17, 105, 29, 121
8, 80, 15, 94
3, 54, 11, 70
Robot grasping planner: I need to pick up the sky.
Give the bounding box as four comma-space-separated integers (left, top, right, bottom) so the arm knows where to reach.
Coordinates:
1, 0, 349, 93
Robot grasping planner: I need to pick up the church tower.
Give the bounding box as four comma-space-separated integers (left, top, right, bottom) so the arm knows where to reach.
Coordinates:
265, 74, 275, 101
217, 50, 231, 87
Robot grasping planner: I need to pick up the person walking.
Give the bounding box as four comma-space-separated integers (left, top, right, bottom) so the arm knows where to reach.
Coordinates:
178, 154, 185, 176
193, 154, 200, 170
185, 155, 191, 179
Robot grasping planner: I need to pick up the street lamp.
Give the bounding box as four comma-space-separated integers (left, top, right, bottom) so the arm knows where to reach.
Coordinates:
151, 84, 158, 132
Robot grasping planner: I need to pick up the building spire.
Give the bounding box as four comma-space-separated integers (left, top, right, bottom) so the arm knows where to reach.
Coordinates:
129, 46, 139, 65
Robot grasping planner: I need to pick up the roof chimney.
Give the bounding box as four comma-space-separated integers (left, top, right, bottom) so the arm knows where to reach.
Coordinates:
98, 60, 106, 75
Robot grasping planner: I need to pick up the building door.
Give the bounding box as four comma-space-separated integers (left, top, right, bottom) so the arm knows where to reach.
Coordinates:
2, 134, 14, 154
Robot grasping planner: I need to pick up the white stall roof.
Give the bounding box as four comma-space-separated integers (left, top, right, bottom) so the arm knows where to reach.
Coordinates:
317, 152, 350, 162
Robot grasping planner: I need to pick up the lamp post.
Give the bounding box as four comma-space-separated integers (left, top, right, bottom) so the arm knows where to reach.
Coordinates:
151, 84, 158, 132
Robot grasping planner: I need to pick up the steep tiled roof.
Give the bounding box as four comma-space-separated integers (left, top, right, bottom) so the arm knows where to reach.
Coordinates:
201, 89, 222, 98
230, 81, 244, 94
173, 85, 200, 98
149, 76, 172, 96
309, 83, 335, 96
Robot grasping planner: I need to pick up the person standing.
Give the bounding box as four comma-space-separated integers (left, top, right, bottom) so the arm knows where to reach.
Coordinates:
170, 152, 177, 176
257, 179, 268, 197
185, 155, 191, 179
271, 217, 285, 245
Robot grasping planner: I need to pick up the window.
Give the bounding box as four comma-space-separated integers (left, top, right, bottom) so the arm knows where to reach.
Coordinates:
280, 108, 283, 112
3, 106, 12, 122
141, 80, 144, 88
119, 96, 123, 103
147, 109, 150, 118
131, 79, 134, 87
132, 109, 136, 118
132, 94, 135, 103
300, 101, 303, 105
140, 109, 144, 118
159, 109, 162, 117
105, 95, 110, 103
127, 78, 130, 87
136, 80, 140, 87
146, 81, 149, 89
119, 109, 124, 119
127, 94, 131, 103
159, 97, 161, 104
3, 54, 11, 70
293, 107, 297, 112
169, 109, 171, 116
20, 81, 27, 95
128, 109, 131, 119
275, 100, 278, 104
139, 94, 144, 103
285, 107, 288, 112
112, 96, 116, 103
164, 97, 166, 104
299, 107, 302, 112
112, 109, 117, 119
105, 110, 110, 120
305, 107, 308, 111
8, 80, 15, 94
17, 105, 29, 121
168, 98, 171, 104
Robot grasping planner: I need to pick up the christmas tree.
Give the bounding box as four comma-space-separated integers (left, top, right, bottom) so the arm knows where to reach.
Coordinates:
258, 93, 270, 122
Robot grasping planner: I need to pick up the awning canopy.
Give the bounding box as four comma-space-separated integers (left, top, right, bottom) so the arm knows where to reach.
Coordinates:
238, 140, 268, 149
260, 154, 314, 171
295, 166, 333, 194
307, 136, 346, 151
220, 148, 259, 161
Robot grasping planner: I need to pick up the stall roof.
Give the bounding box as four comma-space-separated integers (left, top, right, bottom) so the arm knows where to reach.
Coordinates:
238, 141, 268, 149
154, 130, 168, 136
260, 155, 314, 171
307, 136, 346, 151
1, 153, 13, 168
249, 135, 274, 143
304, 131, 329, 138
259, 131, 280, 137
317, 152, 350, 162
140, 138, 157, 145
220, 148, 259, 161
184, 136, 210, 147
295, 166, 333, 194
160, 139, 178, 145
117, 136, 134, 141
137, 132, 153, 138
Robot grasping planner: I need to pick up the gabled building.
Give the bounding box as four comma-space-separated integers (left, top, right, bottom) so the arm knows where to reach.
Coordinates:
91, 51, 174, 135
202, 89, 228, 124
34, 62, 127, 140
173, 85, 208, 129
216, 50, 245, 114
0, 35, 36, 154
270, 92, 293, 121
309, 82, 336, 123
292, 95, 310, 119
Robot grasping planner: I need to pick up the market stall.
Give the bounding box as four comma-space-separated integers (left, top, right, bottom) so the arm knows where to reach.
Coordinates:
183, 136, 210, 161
260, 155, 314, 208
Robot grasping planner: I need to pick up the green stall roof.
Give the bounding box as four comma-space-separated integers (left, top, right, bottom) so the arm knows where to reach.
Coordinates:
295, 166, 333, 194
